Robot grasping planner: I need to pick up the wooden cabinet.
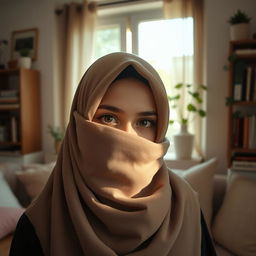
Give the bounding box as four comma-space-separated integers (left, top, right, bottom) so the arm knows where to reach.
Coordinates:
0, 69, 41, 155
227, 40, 256, 169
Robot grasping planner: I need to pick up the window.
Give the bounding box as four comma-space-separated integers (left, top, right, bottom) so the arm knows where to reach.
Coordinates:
93, 7, 194, 154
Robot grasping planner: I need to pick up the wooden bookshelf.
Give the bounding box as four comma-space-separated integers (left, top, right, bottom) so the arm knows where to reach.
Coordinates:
0, 68, 41, 155
227, 40, 256, 168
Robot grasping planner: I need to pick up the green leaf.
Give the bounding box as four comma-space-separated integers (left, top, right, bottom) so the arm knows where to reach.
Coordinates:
169, 120, 174, 125
186, 84, 192, 88
225, 96, 234, 106
182, 118, 188, 125
175, 83, 183, 89
187, 104, 197, 112
168, 94, 180, 101
198, 109, 206, 117
199, 84, 207, 90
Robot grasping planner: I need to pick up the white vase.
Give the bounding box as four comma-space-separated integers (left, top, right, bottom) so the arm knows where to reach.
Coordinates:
18, 57, 31, 69
230, 23, 250, 41
173, 125, 194, 160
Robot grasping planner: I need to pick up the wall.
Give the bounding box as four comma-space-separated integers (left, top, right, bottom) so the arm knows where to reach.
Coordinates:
0, 0, 56, 157
0, 0, 255, 172
204, 0, 256, 173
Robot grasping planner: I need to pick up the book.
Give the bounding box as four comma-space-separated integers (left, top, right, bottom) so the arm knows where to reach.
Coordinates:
0, 104, 19, 110
232, 160, 256, 168
249, 115, 256, 149
0, 90, 18, 97
243, 116, 250, 148
11, 116, 17, 143
245, 66, 252, 101
235, 49, 256, 55
230, 166, 256, 172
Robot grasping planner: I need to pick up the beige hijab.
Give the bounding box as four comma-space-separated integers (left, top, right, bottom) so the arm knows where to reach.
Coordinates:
26, 52, 201, 256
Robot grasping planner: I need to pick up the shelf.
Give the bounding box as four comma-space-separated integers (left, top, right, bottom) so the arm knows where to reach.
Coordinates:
0, 98, 19, 104
0, 104, 20, 110
0, 150, 21, 156
0, 141, 21, 146
232, 101, 256, 106
232, 148, 256, 154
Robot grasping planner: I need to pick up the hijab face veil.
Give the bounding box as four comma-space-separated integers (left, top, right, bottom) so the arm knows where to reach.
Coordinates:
26, 52, 201, 256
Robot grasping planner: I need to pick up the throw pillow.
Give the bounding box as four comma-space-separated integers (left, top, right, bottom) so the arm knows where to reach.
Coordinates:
0, 173, 22, 208
212, 174, 256, 256
16, 168, 52, 201
182, 158, 217, 228
0, 207, 24, 239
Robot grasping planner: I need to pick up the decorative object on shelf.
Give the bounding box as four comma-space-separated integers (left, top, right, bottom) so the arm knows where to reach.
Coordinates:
168, 83, 207, 159
48, 125, 65, 154
0, 40, 8, 69
11, 28, 38, 61
228, 9, 252, 41
18, 48, 31, 69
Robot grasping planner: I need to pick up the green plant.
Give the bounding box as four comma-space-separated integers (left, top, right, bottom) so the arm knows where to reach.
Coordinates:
168, 83, 207, 126
48, 125, 65, 141
228, 9, 251, 25
19, 48, 30, 57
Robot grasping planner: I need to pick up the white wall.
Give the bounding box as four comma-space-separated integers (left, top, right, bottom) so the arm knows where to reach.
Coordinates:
0, 0, 255, 172
204, 0, 256, 173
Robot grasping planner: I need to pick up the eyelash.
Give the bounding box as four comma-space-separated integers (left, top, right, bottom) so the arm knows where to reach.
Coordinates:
96, 114, 156, 128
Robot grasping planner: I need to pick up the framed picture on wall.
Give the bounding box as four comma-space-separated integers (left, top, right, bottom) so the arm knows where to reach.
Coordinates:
11, 28, 38, 61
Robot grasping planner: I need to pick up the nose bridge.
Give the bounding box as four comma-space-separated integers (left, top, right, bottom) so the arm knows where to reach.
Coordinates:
123, 121, 137, 135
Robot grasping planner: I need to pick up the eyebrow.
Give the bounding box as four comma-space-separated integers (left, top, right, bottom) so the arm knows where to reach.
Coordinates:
98, 104, 157, 116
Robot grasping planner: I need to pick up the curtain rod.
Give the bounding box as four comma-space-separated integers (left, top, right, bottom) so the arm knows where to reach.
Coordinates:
55, 0, 160, 14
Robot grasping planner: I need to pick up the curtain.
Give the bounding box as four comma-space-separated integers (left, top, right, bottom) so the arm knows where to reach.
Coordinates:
54, 0, 97, 127
163, 0, 204, 157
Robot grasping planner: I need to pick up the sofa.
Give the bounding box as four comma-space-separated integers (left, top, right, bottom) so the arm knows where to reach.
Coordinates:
0, 159, 255, 256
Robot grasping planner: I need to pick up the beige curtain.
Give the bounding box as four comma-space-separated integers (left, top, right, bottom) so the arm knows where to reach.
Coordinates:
54, 0, 97, 127
163, 0, 204, 157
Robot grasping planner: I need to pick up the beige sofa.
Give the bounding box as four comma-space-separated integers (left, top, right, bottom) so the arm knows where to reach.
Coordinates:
0, 160, 255, 256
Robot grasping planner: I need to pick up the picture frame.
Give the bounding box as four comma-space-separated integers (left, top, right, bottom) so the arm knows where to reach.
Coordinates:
11, 28, 38, 61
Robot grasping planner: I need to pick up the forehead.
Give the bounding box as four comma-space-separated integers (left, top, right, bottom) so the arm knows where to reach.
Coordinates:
100, 77, 156, 111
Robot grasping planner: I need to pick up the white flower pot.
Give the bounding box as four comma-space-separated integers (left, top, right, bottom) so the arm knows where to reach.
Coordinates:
18, 57, 31, 69
230, 23, 250, 41
173, 125, 194, 160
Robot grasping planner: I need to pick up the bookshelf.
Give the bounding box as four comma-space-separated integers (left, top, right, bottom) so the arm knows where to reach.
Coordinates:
0, 68, 41, 156
227, 40, 256, 171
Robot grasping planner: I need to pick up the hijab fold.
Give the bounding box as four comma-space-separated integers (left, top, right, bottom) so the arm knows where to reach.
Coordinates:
26, 52, 201, 256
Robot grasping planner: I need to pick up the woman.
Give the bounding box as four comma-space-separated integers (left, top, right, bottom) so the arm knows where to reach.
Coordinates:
10, 52, 216, 256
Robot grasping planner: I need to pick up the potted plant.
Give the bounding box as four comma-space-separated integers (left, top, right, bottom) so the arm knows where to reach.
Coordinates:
228, 9, 252, 41
48, 125, 65, 154
18, 48, 32, 69
168, 83, 207, 159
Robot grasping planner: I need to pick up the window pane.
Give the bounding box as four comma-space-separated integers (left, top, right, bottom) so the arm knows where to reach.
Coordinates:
94, 25, 121, 61
138, 18, 194, 154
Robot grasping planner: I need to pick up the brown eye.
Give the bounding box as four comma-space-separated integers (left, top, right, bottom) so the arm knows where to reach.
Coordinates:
137, 119, 156, 128
98, 114, 118, 126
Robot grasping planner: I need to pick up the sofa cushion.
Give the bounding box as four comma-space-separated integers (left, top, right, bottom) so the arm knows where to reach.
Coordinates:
0, 207, 24, 239
212, 172, 256, 256
182, 158, 217, 229
0, 172, 21, 208
16, 167, 52, 201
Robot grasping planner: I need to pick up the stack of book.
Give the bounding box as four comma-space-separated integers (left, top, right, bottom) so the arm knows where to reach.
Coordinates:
231, 152, 256, 172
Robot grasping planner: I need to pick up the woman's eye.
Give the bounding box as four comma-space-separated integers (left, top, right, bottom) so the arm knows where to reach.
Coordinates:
99, 114, 118, 125
137, 119, 156, 128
